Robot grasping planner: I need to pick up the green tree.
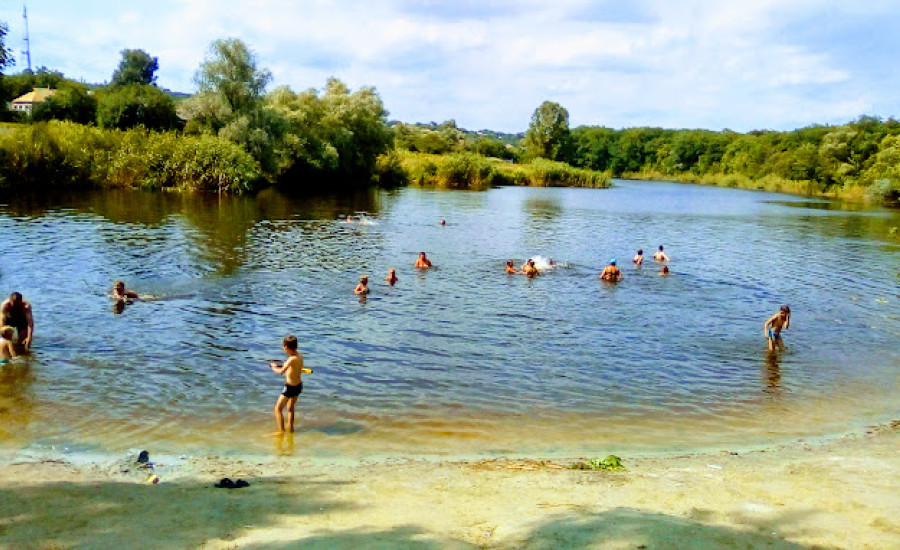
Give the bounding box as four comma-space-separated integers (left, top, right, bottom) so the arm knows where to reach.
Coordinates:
265, 78, 392, 185
111, 49, 159, 86
182, 38, 278, 173
30, 82, 97, 124
195, 38, 271, 116
523, 101, 570, 161
569, 126, 617, 171
97, 84, 179, 130
0, 22, 13, 75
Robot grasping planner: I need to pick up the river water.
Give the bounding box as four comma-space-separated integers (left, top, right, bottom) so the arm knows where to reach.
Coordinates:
1, 181, 898, 459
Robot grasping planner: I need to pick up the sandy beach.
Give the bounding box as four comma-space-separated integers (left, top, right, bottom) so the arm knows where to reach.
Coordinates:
0, 422, 897, 549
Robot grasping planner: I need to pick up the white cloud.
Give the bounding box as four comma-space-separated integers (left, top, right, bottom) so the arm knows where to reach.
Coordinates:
4, 0, 896, 131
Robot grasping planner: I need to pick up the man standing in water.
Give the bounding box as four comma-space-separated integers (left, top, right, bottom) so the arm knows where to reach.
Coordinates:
1, 292, 33, 352
599, 259, 623, 282
415, 252, 433, 269
653, 245, 669, 262
764, 305, 791, 351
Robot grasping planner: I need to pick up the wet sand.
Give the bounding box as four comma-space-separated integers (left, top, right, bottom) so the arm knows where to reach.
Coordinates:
0, 422, 898, 549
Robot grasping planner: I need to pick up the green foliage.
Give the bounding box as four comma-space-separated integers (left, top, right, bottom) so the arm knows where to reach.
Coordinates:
527, 158, 611, 188
572, 455, 625, 471
523, 101, 571, 161
182, 38, 277, 173
195, 38, 271, 116
373, 151, 408, 188
565, 115, 900, 204
0, 22, 12, 75
30, 83, 97, 125
265, 78, 392, 187
97, 84, 179, 131
435, 152, 494, 189
0, 121, 261, 193
394, 121, 518, 160
394, 121, 463, 154
111, 49, 159, 86
394, 151, 609, 190
0, 67, 66, 107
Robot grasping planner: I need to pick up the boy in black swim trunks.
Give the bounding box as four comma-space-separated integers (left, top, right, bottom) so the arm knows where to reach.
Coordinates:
270, 335, 306, 433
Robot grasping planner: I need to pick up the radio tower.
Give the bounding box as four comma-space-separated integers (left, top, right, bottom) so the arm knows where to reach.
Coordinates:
22, 3, 32, 72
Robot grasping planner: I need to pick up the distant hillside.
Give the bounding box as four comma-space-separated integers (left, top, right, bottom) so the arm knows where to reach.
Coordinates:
389, 120, 522, 145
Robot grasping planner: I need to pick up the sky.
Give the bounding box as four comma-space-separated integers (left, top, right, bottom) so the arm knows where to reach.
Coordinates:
2, 0, 899, 133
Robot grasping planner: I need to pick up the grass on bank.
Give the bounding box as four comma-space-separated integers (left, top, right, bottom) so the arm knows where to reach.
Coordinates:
621, 169, 899, 205
392, 150, 612, 190
0, 121, 262, 193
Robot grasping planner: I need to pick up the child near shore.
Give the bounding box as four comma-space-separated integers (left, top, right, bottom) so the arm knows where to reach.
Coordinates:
270, 335, 310, 433
764, 305, 791, 351
0, 326, 17, 364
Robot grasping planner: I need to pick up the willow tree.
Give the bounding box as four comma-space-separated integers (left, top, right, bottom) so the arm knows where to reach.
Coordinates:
181, 38, 279, 173
523, 101, 571, 161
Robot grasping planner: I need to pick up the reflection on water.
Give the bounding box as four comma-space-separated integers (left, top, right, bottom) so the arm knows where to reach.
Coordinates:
763, 351, 783, 397
0, 360, 35, 445
0, 181, 898, 458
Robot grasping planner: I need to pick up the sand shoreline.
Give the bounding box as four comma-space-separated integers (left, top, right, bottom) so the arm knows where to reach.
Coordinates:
1, 421, 898, 548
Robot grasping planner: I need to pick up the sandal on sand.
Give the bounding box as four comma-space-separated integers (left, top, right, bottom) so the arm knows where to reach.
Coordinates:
214, 478, 236, 489
214, 478, 250, 489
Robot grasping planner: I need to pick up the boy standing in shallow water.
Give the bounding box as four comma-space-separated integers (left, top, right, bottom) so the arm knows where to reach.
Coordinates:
270, 335, 307, 433
764, 305, 791, 351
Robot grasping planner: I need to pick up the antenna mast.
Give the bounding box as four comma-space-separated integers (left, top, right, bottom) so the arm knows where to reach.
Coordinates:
22, 3, 32, 72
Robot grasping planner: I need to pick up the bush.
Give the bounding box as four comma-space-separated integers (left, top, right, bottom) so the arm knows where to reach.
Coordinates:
97, 84, 180, 131
866, 178, 900, 205
394, 151, 610, 190
373, 150, 408, 188
526, 158, 611, 188
0, 121, 261, 193
435, 152, 493, 189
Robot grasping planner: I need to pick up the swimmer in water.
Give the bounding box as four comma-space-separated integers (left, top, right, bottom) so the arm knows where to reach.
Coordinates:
599, 259, 623, 282
440, 219, 446, 226
653, 245, 669, 262
522, 259, 539, 278
660, 265, 669, 276
386, 268, 398, 286
354, 275, 370, 295
505, 260, 520, 274
415, 252, 433, 269
764, 305, 791, 351
112, 280, 140, 301
633, 249, 644, 266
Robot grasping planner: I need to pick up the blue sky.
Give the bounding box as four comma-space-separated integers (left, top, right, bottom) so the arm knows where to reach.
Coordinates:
2, 0, 899, 133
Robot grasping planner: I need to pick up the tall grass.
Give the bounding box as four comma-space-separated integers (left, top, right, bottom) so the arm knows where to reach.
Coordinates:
0, 121, 262, 193
392, 151, 611, 190
618, 169, 882, 200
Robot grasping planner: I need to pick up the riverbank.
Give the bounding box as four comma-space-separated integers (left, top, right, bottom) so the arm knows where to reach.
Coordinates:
1, 421, 897, 548
620, 170, 893, 205
396, 150, 612, 189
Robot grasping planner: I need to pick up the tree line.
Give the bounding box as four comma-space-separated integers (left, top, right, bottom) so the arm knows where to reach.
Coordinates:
0, 34, 394, 193
0, 23, 898, 202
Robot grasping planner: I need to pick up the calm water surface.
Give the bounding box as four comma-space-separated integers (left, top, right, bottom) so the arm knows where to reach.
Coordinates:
1, 181, 898, 458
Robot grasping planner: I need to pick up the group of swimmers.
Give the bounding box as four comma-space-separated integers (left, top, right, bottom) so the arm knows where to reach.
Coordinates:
0, 231, 792, 433
598, 245, 671, 282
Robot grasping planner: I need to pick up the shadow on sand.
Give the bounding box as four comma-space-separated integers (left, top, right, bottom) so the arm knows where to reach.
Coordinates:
0, 475, 824, 549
